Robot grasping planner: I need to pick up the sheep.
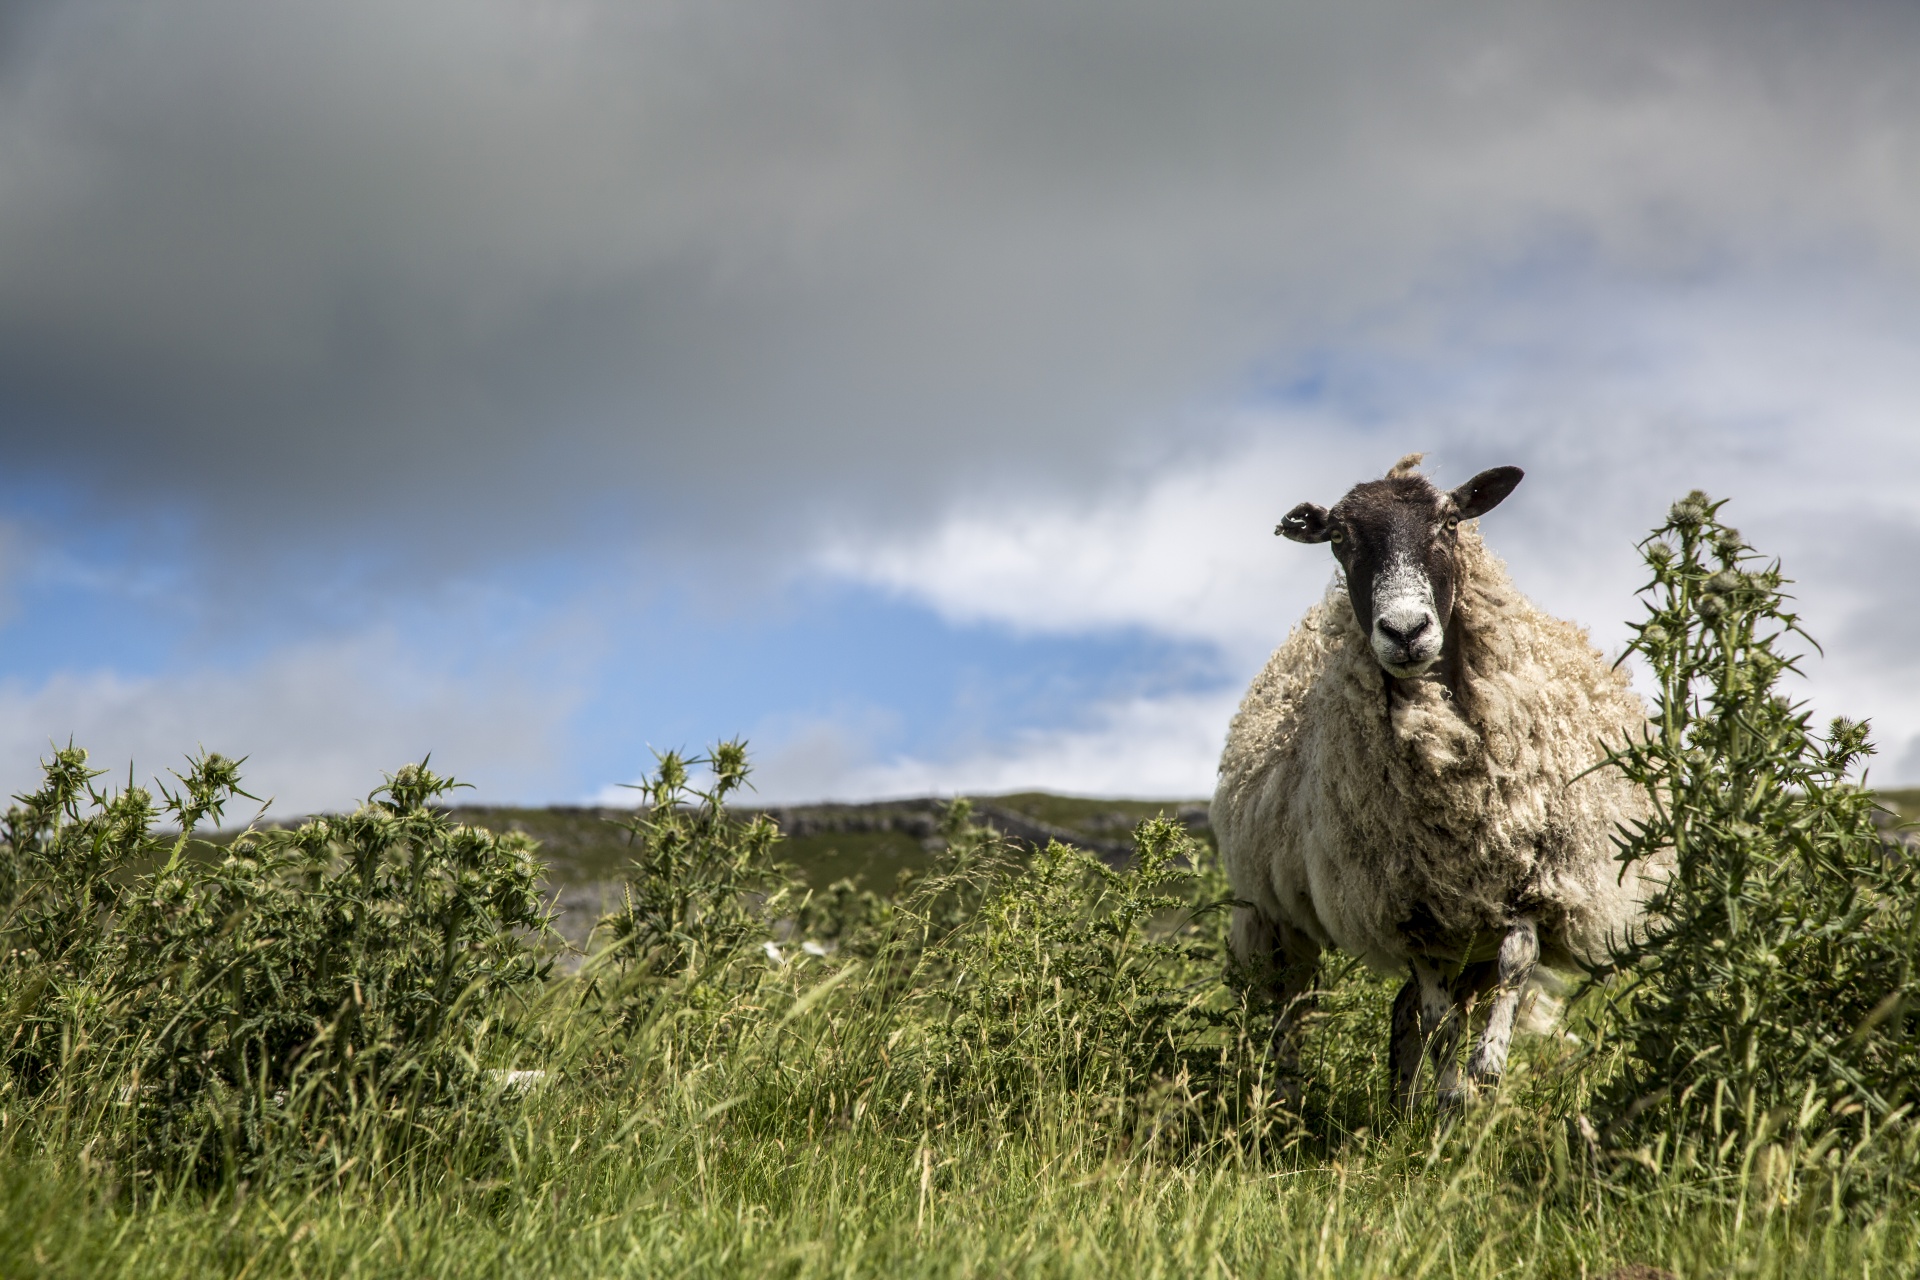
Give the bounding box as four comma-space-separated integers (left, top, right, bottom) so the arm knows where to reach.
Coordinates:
1213, 454, 1658, 1110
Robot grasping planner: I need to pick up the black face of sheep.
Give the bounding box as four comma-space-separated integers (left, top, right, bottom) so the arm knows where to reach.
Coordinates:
1277, 463, 1524, 679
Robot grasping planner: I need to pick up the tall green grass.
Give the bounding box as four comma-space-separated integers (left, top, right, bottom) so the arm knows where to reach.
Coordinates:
2, 495, 1919, 1277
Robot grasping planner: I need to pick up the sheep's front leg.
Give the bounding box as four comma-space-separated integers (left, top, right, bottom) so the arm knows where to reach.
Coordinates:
1231, 906, 1321, 1108
1466, 918, 1539, 1089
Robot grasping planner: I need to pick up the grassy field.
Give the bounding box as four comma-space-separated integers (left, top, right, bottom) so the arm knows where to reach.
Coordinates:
4, 781, 1915, 1280
1, 783, 1914, 1280
6, 779, 1917, 1280
2, 939, 1912, 1280
8, 1104, 1913, 1279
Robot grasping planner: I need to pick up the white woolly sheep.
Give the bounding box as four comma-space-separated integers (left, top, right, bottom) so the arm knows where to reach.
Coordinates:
1214, 455, 1658, 1110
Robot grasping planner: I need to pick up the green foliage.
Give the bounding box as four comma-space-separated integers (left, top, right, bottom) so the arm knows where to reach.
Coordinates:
1593, 491, 1920, 1166
581, 772, 1263, 1151
790, 875, 896, 951
905, 816, 1242, 1134
598, 742, 790, 982
0, 750, 552, 1185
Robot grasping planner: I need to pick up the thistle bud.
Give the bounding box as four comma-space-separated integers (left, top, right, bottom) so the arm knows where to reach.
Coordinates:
1669, 490, 1711, 528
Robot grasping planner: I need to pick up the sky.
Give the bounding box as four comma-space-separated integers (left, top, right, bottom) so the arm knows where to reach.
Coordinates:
1, 0, 1918, 815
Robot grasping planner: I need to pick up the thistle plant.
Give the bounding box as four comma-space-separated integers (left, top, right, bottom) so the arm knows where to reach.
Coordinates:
1593, 491, 1917, 1166
597, 742, 793, 990
905, 817, 1243, 1136
0, 750, 552, 1185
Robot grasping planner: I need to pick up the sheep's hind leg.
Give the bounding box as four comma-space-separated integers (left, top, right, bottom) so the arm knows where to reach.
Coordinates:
1231, 906, 1321, 1110
1390, 973, 1424, 1112
1466, 919, 1539, 1089
1411, 958, 1472, 1110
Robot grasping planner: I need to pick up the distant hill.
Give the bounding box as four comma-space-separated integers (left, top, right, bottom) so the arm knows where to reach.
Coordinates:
446, 792, 1212, 952
450, 791, 1214, 891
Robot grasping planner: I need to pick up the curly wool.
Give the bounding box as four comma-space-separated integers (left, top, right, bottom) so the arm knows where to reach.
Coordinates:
1214, 528, 1656, 974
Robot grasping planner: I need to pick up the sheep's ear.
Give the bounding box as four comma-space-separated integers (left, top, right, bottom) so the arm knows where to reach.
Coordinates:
1277, 502, 1333, 543
1451, 467, 1524, 520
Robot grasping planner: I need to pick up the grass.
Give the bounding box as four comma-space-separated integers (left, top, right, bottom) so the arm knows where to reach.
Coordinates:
5, 803, 1920, 1280
6, 1048, 1916, 1279
7, 811, 1918, 1280
6, 791, 1918, 1280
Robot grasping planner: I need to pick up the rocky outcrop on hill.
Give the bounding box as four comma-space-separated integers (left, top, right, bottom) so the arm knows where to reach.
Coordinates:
757, 798, 1212, 865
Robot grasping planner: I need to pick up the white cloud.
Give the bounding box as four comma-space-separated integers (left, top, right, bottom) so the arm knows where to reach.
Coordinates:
743, 690, 1239, 804
0, 629, 582, 817
814, 268, 1920, 785
814, 419, 1361, 662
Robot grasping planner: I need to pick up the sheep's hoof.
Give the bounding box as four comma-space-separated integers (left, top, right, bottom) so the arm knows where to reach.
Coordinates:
1435, 1083, 1477, 1112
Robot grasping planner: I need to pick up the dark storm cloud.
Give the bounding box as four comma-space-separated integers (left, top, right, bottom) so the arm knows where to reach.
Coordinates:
0, 0, 1917, 561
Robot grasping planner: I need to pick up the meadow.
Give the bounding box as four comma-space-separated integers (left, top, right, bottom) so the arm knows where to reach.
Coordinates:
3, 493, 1918, 1280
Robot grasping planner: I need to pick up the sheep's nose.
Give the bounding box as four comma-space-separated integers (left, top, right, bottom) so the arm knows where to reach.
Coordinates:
1376, 614, 1431, 647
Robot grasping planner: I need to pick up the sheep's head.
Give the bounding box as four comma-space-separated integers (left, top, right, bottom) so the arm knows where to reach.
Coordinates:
1276, 455, 1523, 679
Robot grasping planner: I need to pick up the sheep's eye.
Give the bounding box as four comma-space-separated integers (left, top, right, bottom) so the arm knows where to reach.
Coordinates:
1328, 528, 1345, 544
1445, 516, 1460, 531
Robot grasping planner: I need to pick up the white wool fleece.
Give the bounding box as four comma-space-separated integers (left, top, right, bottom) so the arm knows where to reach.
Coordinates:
1214, 528, 1662, 975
